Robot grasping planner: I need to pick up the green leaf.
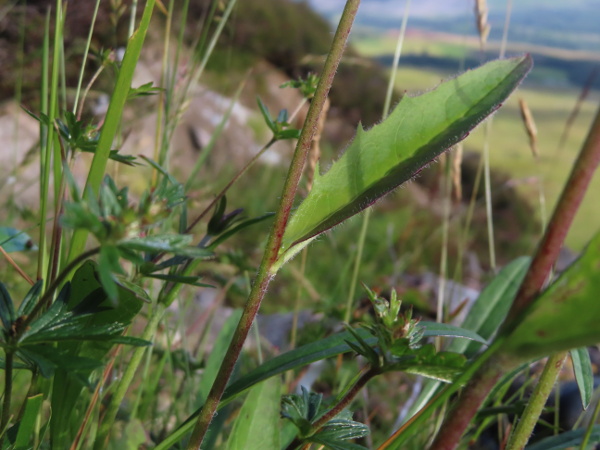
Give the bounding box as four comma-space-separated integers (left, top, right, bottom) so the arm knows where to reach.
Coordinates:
570, 347, 593, 409
114, 275, 152, 303
0, 227, 37, 252
524, 426, 600, 450
419, 322, 488, 345
400, 359, 465, 383
207, 213, 275, 250
225, 378, 282, 450
404, 257, 530, 424
142, 273, 214, 288
257, 97, 276, 132
449, 257, 530, 357
17, 280, 44, 317
119, 235, 212, 258
48, 260, 144, 446
502, 231, 600, 359
98, 245, 122, 303
127, 81, 163, 99
12, 393, 44, 449
276, 56, 532, 269
156, 329, 378, 449
311, 419, 369, 450
197, 309, 243, 404
0, 282, 15, 331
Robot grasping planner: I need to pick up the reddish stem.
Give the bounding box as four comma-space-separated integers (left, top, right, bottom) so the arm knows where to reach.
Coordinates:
431, 104, 600, 450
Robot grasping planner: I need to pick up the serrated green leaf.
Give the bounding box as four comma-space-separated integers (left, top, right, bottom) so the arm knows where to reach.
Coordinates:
0, 227, 37, 252
276, 56, 532, 269
225, 378, 281, 450
502, 231, 600, 359
570, 347, 593, 410
311, 419, 369, 449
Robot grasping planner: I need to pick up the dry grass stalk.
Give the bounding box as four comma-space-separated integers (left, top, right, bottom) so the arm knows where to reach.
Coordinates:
305, 97, 330, 192
519, 97, 539, 158
452, 143, 463, 201
557, 67, 598, 152
474, 0, 491, 47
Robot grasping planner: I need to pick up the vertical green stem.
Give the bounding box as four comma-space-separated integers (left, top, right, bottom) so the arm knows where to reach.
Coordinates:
482, 120, 497, 270
0, 352, 13, 446
312, 367, 379, 431
93, 303, 166, 450
436, 157, 452, 349
505, 352, 567, 450
580, 393, 600, 450
186, 2, 361, 448
38, 1, 63, 281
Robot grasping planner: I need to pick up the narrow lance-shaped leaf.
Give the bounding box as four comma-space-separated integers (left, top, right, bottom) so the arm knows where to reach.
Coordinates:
275, 56, 532, 269
225, 377, 282, 450
570, 347, 593, 409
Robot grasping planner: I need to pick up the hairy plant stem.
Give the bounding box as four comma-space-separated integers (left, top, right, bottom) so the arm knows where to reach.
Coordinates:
312, 366, 379, 430
430, 105, 600, 450
429, 354, 510, 450
0, 352, 13, 446
505, 352, 567, 450
186, 1, 361, 447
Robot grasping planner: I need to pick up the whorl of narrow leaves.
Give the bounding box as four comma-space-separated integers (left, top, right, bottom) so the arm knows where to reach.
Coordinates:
274, 55, 532, 270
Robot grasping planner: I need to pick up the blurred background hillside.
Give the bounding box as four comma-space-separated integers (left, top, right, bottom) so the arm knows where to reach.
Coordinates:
1, 0, 599, 300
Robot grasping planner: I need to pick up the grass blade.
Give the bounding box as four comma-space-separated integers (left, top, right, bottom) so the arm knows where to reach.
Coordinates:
570, 347, 593, 409
67, 0, 157, 263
